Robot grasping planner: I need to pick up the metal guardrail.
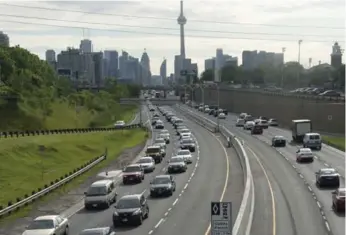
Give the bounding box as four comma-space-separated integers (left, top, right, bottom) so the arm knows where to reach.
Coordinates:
175, 105, 255, 235
0, 154, 106, 218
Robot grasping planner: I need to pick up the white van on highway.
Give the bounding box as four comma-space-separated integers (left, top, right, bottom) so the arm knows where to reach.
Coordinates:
84, 180, 117, 209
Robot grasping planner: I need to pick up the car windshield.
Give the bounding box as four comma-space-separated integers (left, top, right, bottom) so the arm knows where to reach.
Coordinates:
117, 198, 140, 209
309, 135, 320, 140
156, 121, 163, 124
271, 119, 277, 122
181, 129, 190, 133
27, 219, 55, 230
300, 149, 312, 153
116, 121, 124, 125
80, 229, 107, 235
175, 120, 183, 123
182, 139, 193, 144
124, 166, 141, 172
178, 150, 190, 155
153, 177, 171, 184
146, 148, 160, 153
138, 158, 152, 163
321, 169, 336, 174
86, 186, 107, 196
161, 130, 168, 134
155, 139, 165, 144
170, 158, 184, 163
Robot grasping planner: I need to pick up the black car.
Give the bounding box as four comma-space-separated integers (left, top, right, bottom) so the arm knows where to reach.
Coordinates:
149, 107, 155, 112
180, 138, 196, 152
155, 121, 164, 129
152, 117, 159, 125
153, 113, 160, 118
173, 119, 184, 128
272, 136, 286, 147
315, 168, 340, 188
251, 125, 263, 135
113, 194, 149, 226
166, 114, 175, 122
150, 175, 176, 197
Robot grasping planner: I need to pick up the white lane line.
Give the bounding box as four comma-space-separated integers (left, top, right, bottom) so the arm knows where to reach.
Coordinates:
164, 212, 168, 216
154, 218, 164, 228
148, 230, 153, 235
168, 207, 172, 211
184, 183, 188, 190
173, 198, 179, 206
316, 201, 321, 208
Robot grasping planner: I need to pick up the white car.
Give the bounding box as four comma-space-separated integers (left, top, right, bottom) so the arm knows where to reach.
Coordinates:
259, 119, 269, 129
268, 118, 278, 126
236, 119, 245, 127
204, 108, 210, 113
154, 138, 166, 149
22, 215, 69, 235
218, 113, 226, 119
239, 113, 247, 119
244, 121, 255, 130
137, 157, 155, 173
296, 148, 314, 163
180, 132, 192, 139
114, 120, 125, 128
80, 227, 115, 235
159, 133, 170, 144
176, 149, 193, 164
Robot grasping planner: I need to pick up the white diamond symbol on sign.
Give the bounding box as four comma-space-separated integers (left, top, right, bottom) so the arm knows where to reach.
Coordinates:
213, 204, 219, 214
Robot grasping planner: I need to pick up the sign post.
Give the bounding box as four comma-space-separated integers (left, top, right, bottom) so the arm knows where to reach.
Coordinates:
211, 201, 232, 235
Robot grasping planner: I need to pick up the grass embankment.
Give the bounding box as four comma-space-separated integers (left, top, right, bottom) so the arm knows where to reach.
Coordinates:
0, 129, 147, 217
323, 136, 345, 151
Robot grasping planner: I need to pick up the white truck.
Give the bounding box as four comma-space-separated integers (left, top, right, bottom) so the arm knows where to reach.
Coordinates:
291, 119, 312, 143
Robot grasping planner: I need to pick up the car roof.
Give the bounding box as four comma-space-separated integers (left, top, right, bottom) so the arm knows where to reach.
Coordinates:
305, 133, 320, 136
35, 215, 59, 220
91, 180, 113, 187
126, 164, 141, 168
80, 227, 110, 233
160, 129, 168, 132
274, 135, 284, 138
140, 156, 153, 160
148, 145, 160, 149
120, 194, 142, 200
171, 156, 184, 159
178, 149, 190, 153
299, 148, 312, 152
320, 168, 336, 172
154, 175, 170, 179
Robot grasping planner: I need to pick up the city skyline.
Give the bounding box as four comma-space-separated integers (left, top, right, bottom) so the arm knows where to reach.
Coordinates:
0, 1, 344, 74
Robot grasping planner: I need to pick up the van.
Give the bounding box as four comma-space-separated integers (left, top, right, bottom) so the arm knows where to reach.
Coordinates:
84, 180, 117, 209
303, 133, 322, 150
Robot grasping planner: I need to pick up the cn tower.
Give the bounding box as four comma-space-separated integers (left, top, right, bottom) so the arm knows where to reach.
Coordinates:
177, 0, 187, 58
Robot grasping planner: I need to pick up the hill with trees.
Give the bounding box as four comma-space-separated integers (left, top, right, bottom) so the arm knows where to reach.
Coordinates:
0, 45, 140, 131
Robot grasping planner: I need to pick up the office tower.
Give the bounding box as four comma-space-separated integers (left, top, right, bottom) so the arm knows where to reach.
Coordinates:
104, 50, 119, 77
242, 50, 258, 70
204, 58, 215, 71
177, 0, 187, 58
45, 50, 56, 62
92, 52, 103, 87
331, 42, 343, 68
80, 39, 92, 53
160, 59, 167, 85
215, 48, 223, 82
140, 49, 151, 85
0, 31, 9, 47
151, 75, 163, 86
174, 55, 183, 82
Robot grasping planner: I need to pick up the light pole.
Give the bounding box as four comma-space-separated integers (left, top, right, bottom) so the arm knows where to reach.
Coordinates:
297, 39, 303, 87
281, 47, 286, 88
216, 82, 220, 132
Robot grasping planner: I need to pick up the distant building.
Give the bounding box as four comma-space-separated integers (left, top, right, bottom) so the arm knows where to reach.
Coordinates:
0, 31, 9, 47
160, 59, 167, 85
174, 55, 183, 83
92, 52, 104, 87
140, 49, 151, 85
215, 48, 224, 82
151, 75, 163, 86
119, 51, 129, 78
45, 49, 56, 62
104, 50, 119, 77
242, 50, 284, 69
80, 39, 92, 53
242, 50, 258, 70
204, 58, 215, 71
331, 42, 343, 68
224, 57, 238, 67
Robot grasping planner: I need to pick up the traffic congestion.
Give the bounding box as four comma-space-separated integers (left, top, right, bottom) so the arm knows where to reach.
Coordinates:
21, 103, 199, 235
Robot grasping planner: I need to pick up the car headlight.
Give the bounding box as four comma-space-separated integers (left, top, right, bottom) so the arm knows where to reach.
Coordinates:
113, 211, 119, 216
132, 209, 141, 215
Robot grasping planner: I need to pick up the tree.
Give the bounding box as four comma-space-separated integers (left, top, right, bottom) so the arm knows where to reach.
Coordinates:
220, 65, 237, 83
200, 69, 213, 81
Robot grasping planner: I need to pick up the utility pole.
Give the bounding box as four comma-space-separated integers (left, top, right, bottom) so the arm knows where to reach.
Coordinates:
297, 40, 303, 87
216, 82, 220, 132
281, 47, 286, 88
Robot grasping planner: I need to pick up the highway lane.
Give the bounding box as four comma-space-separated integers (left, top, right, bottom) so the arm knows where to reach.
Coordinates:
67, 107, 200, 234
183, 106, 333, 235
151, 107, 244, 235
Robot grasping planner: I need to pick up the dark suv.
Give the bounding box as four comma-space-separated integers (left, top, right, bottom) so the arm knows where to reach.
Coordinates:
251, 125, 263, 135
113, 194, 149, 226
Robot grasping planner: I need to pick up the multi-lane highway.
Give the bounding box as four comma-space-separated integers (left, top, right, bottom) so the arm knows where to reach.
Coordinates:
63, 104, 244, 235
183, 105, 345, 235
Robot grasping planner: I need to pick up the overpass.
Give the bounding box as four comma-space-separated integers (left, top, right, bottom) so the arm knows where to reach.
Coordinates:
119, 98, 180, 106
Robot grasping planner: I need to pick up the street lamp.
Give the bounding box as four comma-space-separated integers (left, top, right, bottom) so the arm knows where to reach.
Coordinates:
215, 82, 221, 132
297, 40, 303, 86
281, 47, 286, 88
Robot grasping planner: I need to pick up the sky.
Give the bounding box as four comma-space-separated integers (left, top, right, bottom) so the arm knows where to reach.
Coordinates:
0, 0, 345, 75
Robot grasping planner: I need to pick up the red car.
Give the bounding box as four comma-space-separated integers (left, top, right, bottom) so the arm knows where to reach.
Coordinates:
122, 164, 144, 185
332, 188, 346, 212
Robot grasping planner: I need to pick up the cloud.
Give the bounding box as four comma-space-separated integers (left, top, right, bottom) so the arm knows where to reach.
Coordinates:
0, 0, 344, 74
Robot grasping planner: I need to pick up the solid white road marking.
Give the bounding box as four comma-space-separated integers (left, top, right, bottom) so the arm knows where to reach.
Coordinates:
155, 218, 164, 228
173, 198, 179, 206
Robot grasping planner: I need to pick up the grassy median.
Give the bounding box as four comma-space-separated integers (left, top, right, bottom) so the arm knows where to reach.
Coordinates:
0, 129, 147, 211
323, 136, 345, 151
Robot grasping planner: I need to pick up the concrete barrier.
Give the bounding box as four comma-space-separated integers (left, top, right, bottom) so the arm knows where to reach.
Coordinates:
175, 104, 255, 235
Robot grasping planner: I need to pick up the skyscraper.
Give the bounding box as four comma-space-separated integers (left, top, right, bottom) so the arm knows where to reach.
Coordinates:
80, 39, 92, 53
177, 0, 187, 58
215, 48, 223, 82
104, 50, 119, 77
45, 50, 56, 62
140, 49, 151, 85
160, 59, 167, 85
331, 42, 342, 68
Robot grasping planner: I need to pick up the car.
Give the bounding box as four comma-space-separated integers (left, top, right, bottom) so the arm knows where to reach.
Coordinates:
303, 133, 322, 150
154, 137, 166, 148
271, 136, 286, 147
204, 107, 210, 113
171, 116, 179, 124
180, 138, 196, 152
152, 117, 159, 125
244, 121, 255, 130
145, 145, 165, 163
268, 118, 278, 126
244, 115, 253, 122
150, 175, 176, 197
198, 106, 204, 111
84, 180, 117, 209
166, 113, 175, 121
122, 164, 145, 184
236, 119, 245, 127
159, 132, 170, 144
315, 168, 340, 188
173, 118, 184, 128
79, 227, 115, 235
167, 156, 187, 173
259, 119, 269, 129
113, 193, 149, 226
239, 113, 247, 119
114, 120, 125, 128
22, 215, 69, 235
296, 148, 314, 163
176, 149, 193, 164
153, 113, 160, 117
180, 132, 192, 139
332, 188, 346, 213
218, 113, 226, 119
149, 107, 155, 111
155, 120, 164, 129
179, 128, 191, 136
251, 125, 263, 134
137, 157, 155, 173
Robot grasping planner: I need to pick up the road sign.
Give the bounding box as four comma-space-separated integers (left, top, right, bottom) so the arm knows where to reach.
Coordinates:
328, 115, 332, 120
211, 202, 232, 235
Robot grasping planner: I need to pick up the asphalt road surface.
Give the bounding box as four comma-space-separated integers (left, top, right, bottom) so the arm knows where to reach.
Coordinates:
66, 105, 244, 235
185, 106, 343, 235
